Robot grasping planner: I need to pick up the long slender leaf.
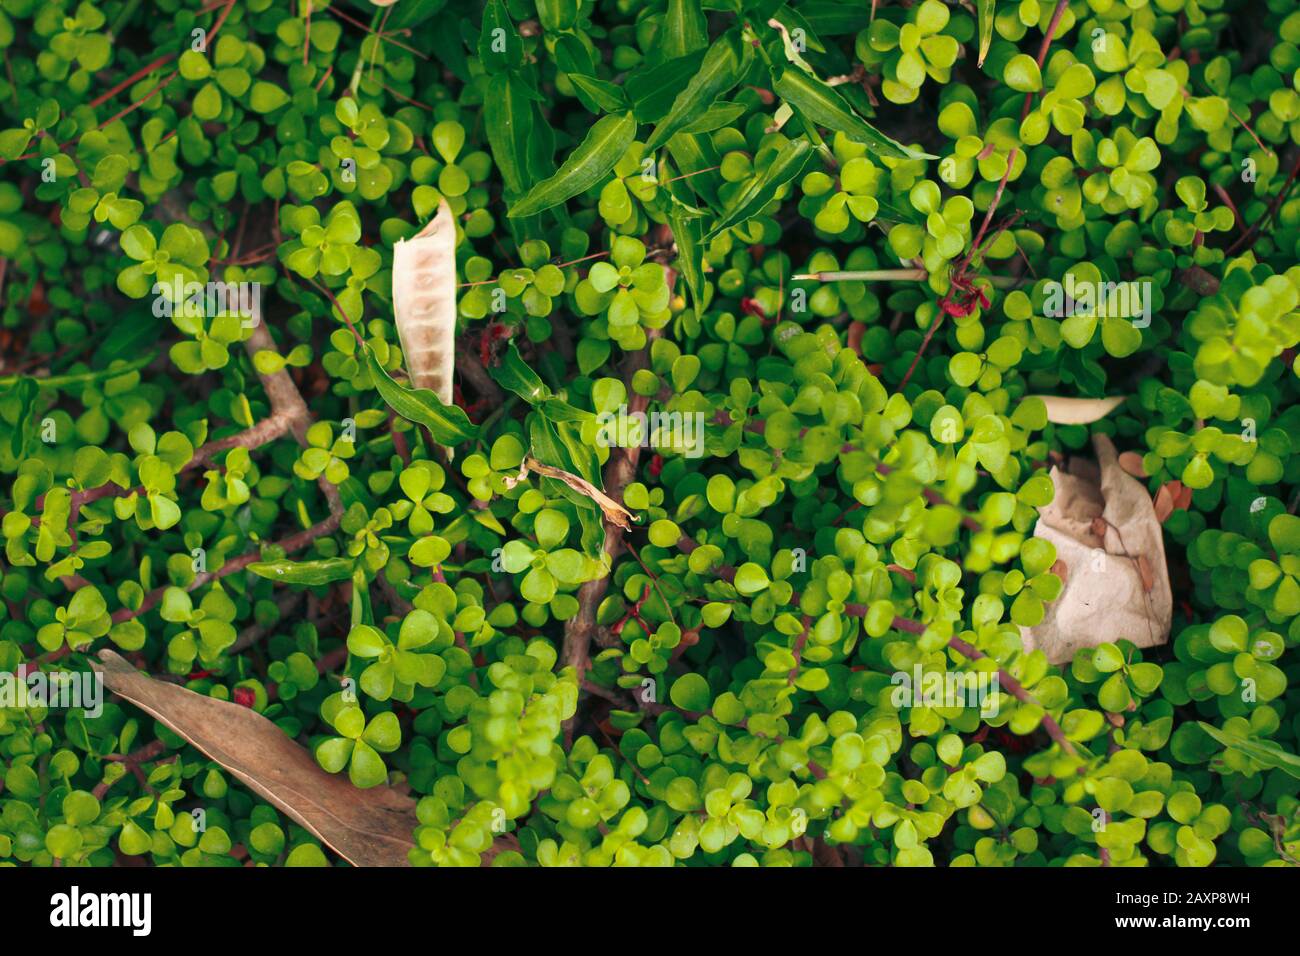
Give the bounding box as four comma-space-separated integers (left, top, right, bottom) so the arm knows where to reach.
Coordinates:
705, 138, 813, 240
365, 348, 478, 445
626, 50, 706, 123
528, 412, 605, 556
1198, 722, 1300, 779
490, 343, 592, 421
478, 0, 522, 73
9, 378, 37, 456
680, 100, 748, 135
772, 7, 828, 51
384, 0, 449, 30
484, 72, 534, 196
508, 112, 638, 218
645, 34, 747, 152
772, 68, 936, 160
490, 342, 551, 403
662, 0, 709, 59
666, 132, 722, 207
247, 557, 355, 586
794, 1, 873, 34
668, 206, 706, 316
567, 73, 628, 114
977, 0, 996, 67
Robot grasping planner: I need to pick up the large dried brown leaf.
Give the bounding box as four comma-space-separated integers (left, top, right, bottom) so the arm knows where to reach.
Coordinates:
1031, 395, 1127, 425
93, 650, 416, 867
1019, 434, 1172, 665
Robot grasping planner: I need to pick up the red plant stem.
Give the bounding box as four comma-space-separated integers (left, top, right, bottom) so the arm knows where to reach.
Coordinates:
961, 147, 1020, 275
898, 144, 1019, 393
388, 410, 411, 465
110, 512, 342, 625
303, 0, 312, 66
88, 53, 177, 109
1226, 103, 1271, 156
1020, 0, 1071, 121
1211, 183, 1244, 236
947, 636, 1078, 757
563, 322, 665, 745
322, 4, 429, 59
303, 276, 366, 347
25, 409, 303, 516
1225, 151, 1300, 256
5, 0, 240, 165
896, 312, 945, 393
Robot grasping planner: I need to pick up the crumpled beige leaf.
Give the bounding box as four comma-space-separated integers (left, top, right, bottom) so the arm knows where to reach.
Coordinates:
93, 650, 416, 867
1020, 434, 1172, 665
392, 198, 456, 405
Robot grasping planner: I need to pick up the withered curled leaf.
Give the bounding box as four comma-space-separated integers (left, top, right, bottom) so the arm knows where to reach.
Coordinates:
504, 456, 638, 530
1019, 434, 1172, 665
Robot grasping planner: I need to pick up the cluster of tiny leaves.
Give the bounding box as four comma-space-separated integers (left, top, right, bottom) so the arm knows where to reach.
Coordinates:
0, 0, 1297, 869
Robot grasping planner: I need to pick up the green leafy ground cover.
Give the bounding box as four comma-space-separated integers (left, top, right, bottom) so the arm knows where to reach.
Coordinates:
0, 0, 1298, 867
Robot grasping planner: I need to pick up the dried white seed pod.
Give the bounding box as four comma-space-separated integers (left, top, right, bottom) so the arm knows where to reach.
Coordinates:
392, 197, 456, 406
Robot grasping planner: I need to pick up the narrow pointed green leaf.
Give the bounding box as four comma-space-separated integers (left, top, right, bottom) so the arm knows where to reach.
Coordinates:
490, 342, 552, 403
772, 67, 936, 160
666, 132, 722, 207
484, 72, 534, 196
977, 0, 996, 67
662, 0, 709, 59
626, 50, 706, 123
247, 558, 355, 586
508, 112, 638, 218
669, 206, 706, 316
365, 348, 478, 445
567, 73, 629, 114
645, 34, 747, 152
705, 138, 813, 241
1198, 722, 1300, 779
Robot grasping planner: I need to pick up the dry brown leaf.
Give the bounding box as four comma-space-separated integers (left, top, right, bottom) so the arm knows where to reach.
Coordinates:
1031, 395, 1127, 425
1020, 434, 1172, 665
1153, 483, 1175, 523
93, 650, 416, 867
505, 456, 638, 530
1118, 450, 1147, 478
1154, 479, 1192, 523
392, 198, 456, 405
